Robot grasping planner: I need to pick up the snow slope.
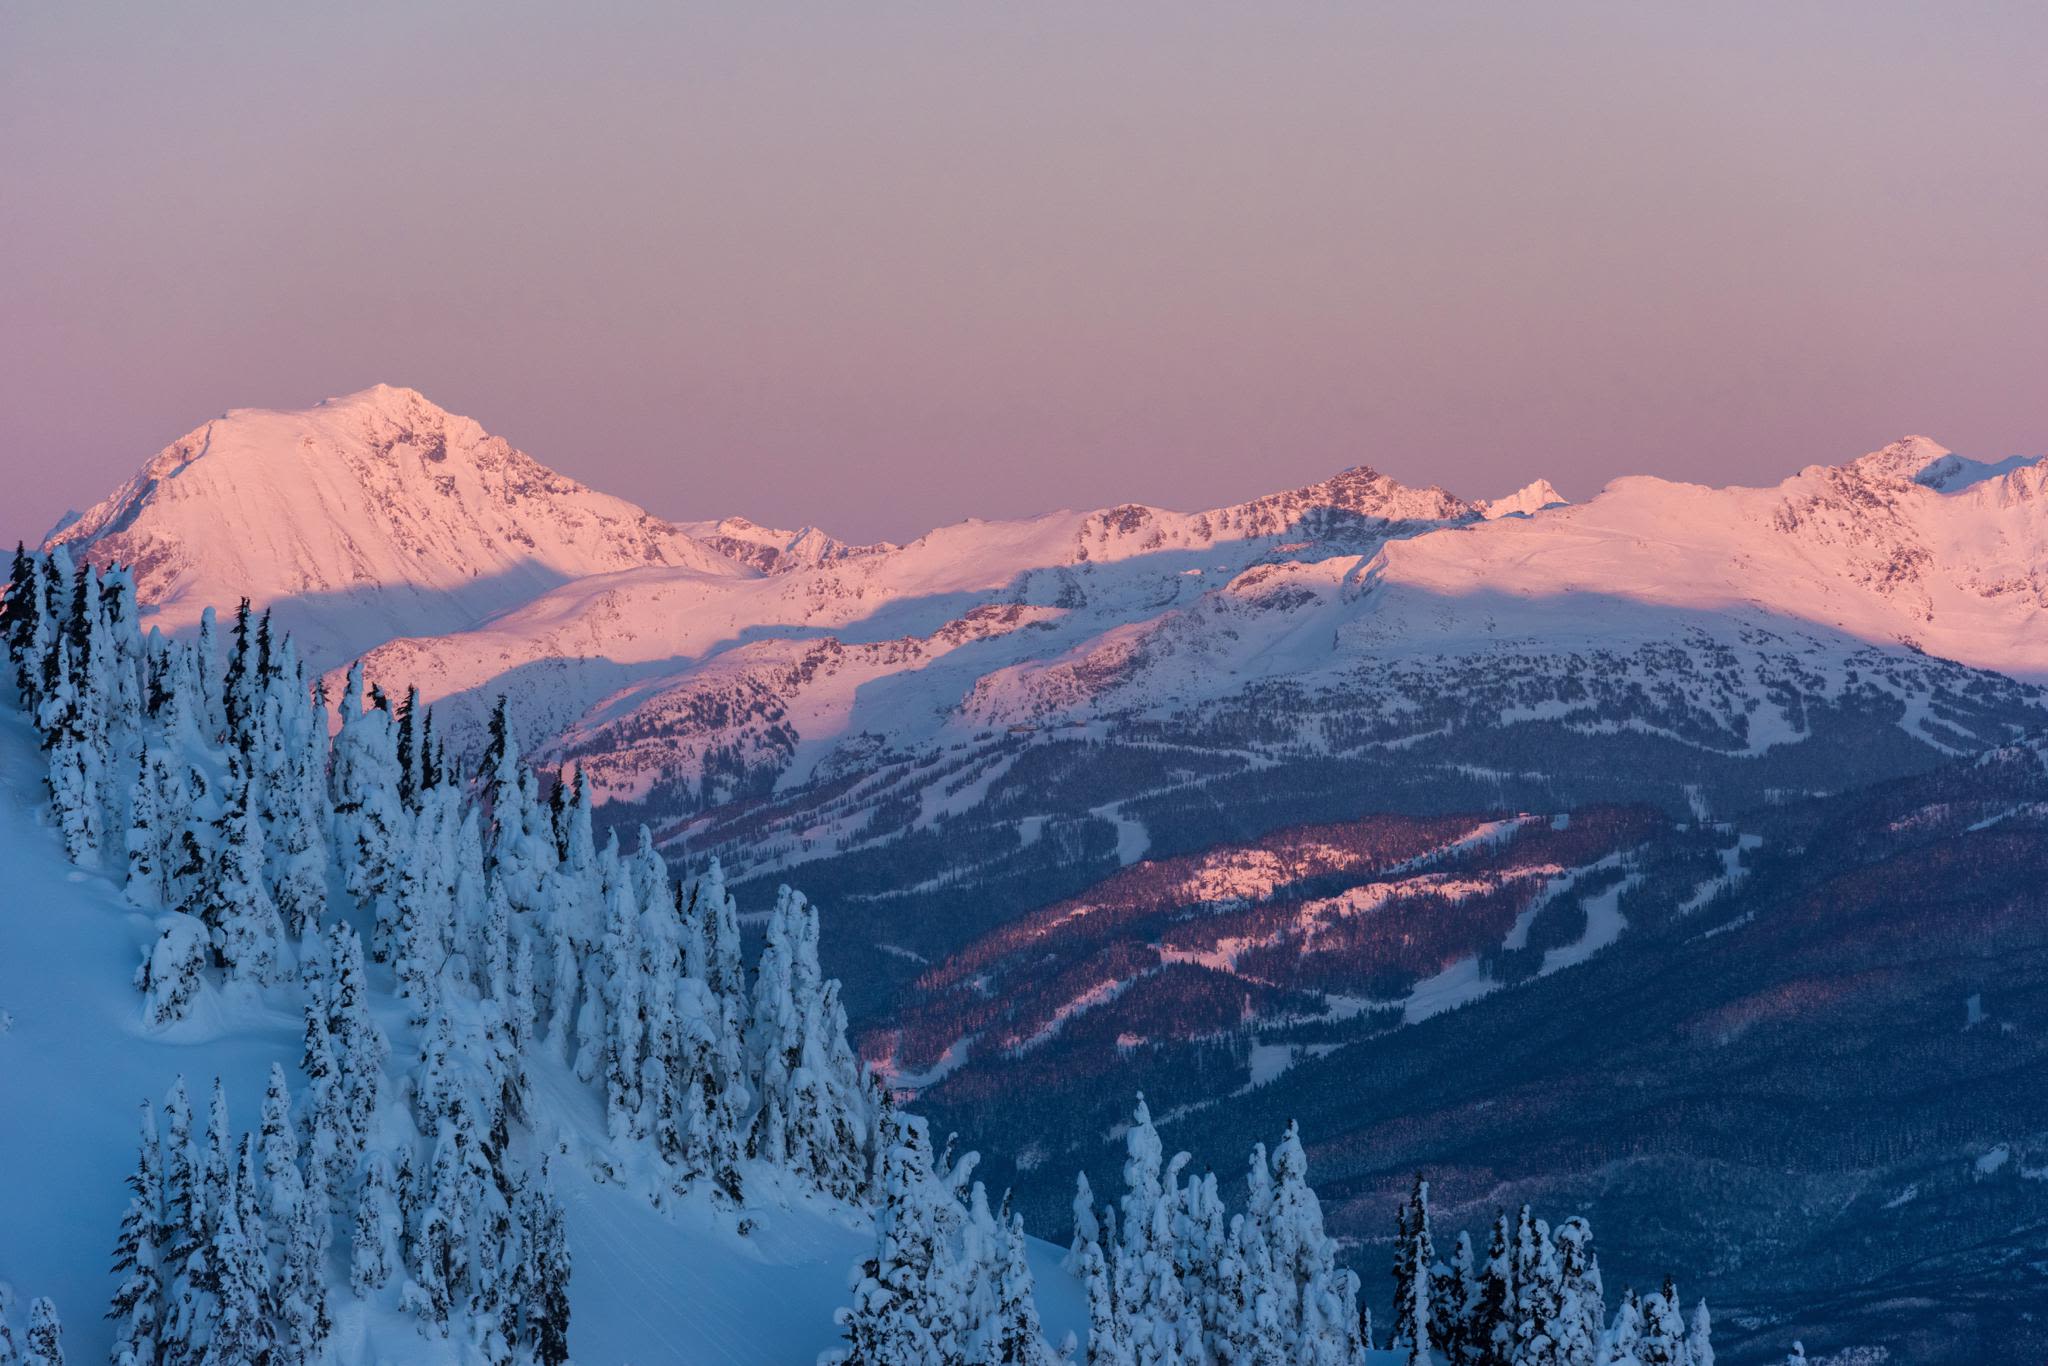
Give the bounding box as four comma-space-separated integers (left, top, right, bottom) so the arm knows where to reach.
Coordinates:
0, 708, 1083, 1363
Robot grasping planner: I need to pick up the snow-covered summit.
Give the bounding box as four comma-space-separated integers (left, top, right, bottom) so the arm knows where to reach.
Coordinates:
1847, 434, 1957, 485
47, 385, 747, 661
681, 515, 898, 574
1481, 478, 1567, 519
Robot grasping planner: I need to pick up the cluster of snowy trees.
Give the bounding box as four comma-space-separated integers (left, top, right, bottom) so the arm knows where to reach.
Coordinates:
1386, 1179, 1714, 1366
100, 1065, 570, 1366
828, 1102, 1061, 1365
1067, 1096, 1370, 1366
0, 1285, 66, 1366
1, 550, 884, 1359
828, 1091, 1384, 1366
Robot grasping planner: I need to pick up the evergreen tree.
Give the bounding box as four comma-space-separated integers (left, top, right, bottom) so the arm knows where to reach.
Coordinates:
107, 1102, 165, 1366
830, 1110, 949, 1366
222, 598, 253, 748
1065, 1171, 1100, 1275
1636, 1278, 1689, 1366
1511, 1209, 1564, 1366
522, 1165, 572, 1366
1552, 1218, 1604, 1366
21, 1300, 61, 1366
4, 543, 40, 710
1441, 1230, 1480, 1366
1391, 1174, 1436, 1351
1604, 1290, 1645, 1366
995, 1214, 1051, 1366
395, 685, 419, 811
350, 1152, 402, 1298
136, 915, 209, 1030
1687, 1303, 1712, 1366
1475, 1212, 1516, 1366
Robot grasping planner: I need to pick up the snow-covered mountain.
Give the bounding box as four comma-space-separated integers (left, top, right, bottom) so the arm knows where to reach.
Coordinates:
47, 385, 750, 662
349, 436, 2048, 859
48, 388, 2048, 879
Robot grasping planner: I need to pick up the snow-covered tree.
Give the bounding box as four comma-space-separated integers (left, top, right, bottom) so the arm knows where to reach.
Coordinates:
1391, 1174, 1437, 1355
1687, 1302, 1713, 1366
108, 1103, 164, 1366
136, 915, 209, 1029
350, 1151, 403, 1299
203, 755, 288, 985
21, 1299, 62, 1366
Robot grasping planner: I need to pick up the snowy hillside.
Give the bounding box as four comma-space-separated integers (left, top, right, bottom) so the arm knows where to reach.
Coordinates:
0, 698, 1102, 1364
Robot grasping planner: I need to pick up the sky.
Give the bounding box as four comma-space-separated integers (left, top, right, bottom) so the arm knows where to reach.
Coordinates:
3, 2, 2046, 546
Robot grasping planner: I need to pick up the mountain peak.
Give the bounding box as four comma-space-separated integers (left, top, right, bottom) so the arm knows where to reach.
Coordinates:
318, 381, 436, 411
48, 386, 741, 661
1481, 478, 1567, 519
1848, 435, 1954, 485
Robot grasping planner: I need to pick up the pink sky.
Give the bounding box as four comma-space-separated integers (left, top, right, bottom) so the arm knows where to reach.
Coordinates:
3, 3, 2045, 545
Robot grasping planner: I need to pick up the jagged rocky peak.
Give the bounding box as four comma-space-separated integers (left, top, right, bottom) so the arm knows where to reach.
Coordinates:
688, 515, 895, 574
1278, 463, 1480, 521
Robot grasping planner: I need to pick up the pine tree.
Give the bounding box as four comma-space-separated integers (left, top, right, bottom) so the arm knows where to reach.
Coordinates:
4, 543, 40, 710
107, 1102, 165, 1366
222, 598, 253, 748
350, 1151, 402, 1297
1637, 1278, 1689, 1366
22, 1299, 62, 1366
1687, 1303, 1712, 1366
1475, 1212, 1516, 1366
136, 915, 209, 1030
1065, 1171, 1100, 1275
1440, 1230, 1480, 1366
995, 1214, 1052, 1366
1513, 1210, 1566, 1366
831, 1111, 947, 1366
204, 755, 288, 985
1552, 1218, 1604, 1366
395, 685, 419, 811
1604, 1289, 1645, 1366
1403, 1223, 1434, 1366
324, 920, 385, 1169
1392, 1173, 1436, 1351
523, 1165, 572, 1366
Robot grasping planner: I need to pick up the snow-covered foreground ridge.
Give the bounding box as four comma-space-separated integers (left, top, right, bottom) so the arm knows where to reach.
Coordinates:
0, 550, 1732, 1362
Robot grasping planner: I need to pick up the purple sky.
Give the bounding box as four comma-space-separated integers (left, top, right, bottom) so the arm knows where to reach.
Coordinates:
4, 3, 2045, 547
